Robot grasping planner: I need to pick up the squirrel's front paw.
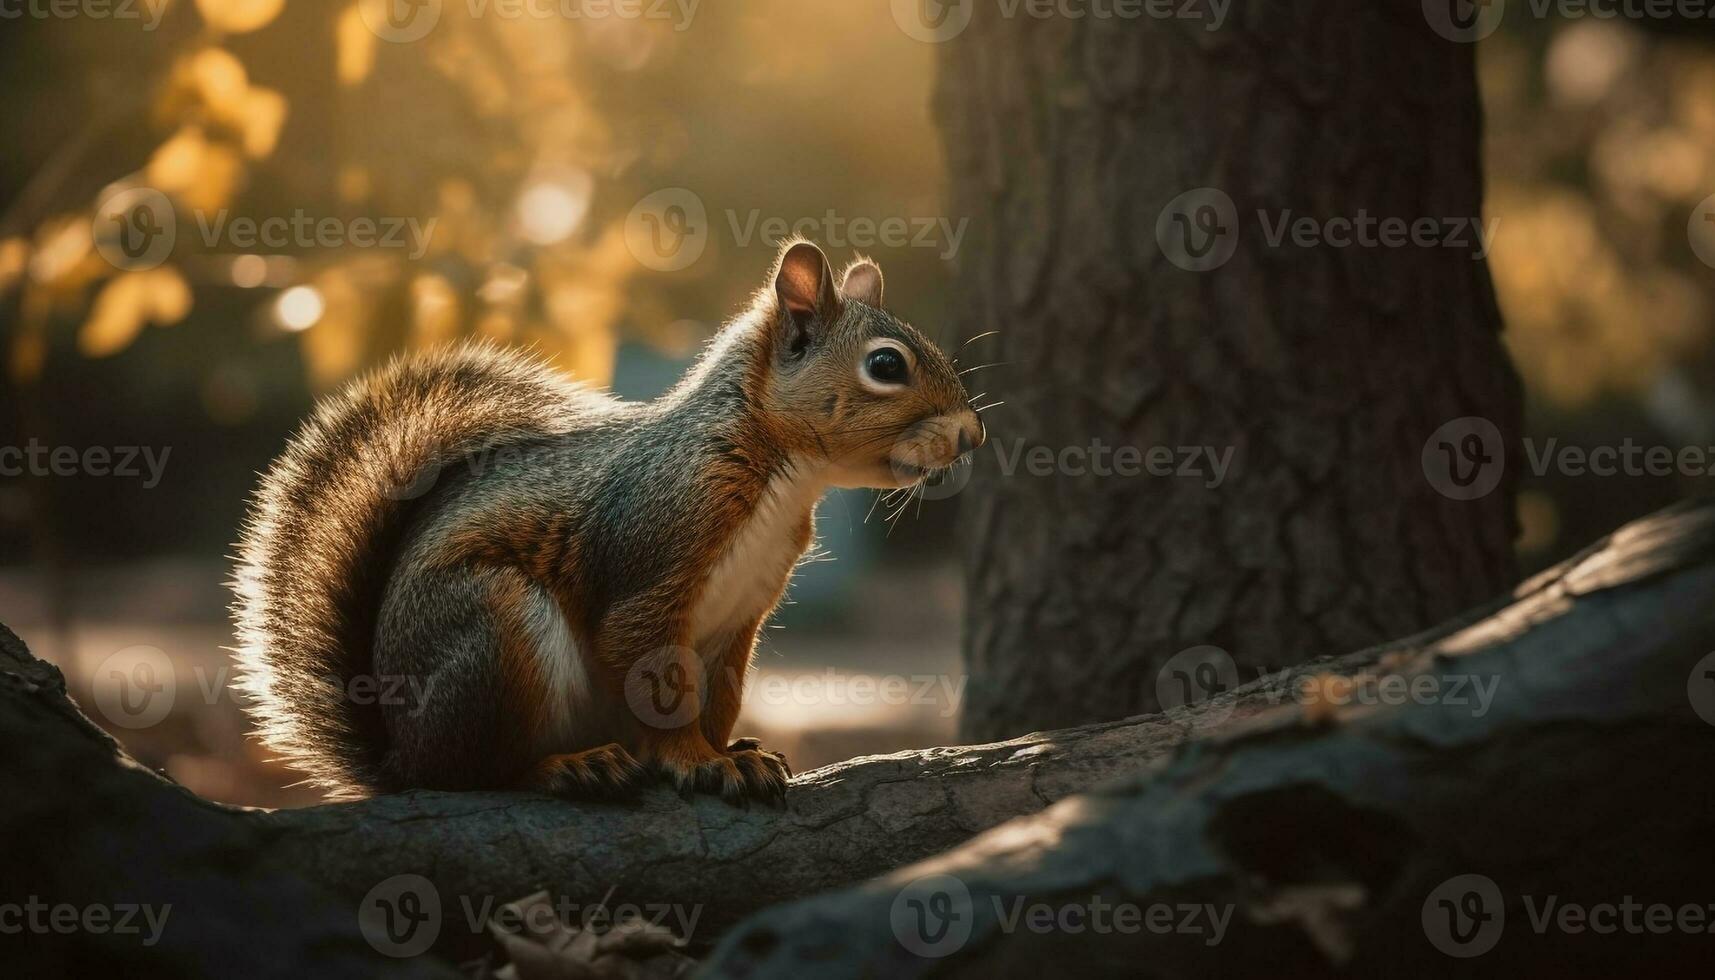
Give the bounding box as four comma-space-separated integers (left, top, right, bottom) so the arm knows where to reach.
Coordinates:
526, 743, 648, 800
649, 738, 790, 807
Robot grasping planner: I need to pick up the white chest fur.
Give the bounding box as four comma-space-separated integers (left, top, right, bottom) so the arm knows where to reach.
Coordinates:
690, 469, 824, 647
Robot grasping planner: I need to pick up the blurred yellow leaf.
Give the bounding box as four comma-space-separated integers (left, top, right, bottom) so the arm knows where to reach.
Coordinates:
80, 268, 196, 357
237, 87, 288, 158
10, 327, 46, 383
9, 298, 46, 387
28, 217, 92, 287
190, 47, 249, 115
337, 6, 376, 86
194, 0, 283, 34
80, 275, 151, 357
147, 127, 244, 212
0, 237, 27, 294
146, 266, 194, 324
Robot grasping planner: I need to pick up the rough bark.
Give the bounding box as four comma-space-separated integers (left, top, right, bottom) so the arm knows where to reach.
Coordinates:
704, 500, 1715, 978
939, 0, 1524, 741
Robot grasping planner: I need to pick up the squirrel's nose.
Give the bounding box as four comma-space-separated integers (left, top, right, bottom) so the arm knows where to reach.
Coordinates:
956, 414, 984, 455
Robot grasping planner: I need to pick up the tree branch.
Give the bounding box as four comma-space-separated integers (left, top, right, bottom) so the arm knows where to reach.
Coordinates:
7, 501, 1714, 976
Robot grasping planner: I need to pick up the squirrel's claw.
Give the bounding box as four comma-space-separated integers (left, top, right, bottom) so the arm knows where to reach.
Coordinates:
728, 747, 790, 807
652, 742, 791, 807
528, 743, 648, 801
727, 737, 792, 778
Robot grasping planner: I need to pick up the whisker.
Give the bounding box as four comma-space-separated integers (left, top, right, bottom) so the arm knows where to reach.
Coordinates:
961, 330, 1001, 349
864, 490, 886, 524
958, 361, 1010, 377
974, 401, 1006, 413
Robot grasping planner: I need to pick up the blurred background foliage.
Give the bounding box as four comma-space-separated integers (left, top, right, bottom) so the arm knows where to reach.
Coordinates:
1, 2, 1713, 803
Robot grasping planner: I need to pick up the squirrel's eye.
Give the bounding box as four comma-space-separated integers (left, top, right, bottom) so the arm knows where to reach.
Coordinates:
864, 347, 908, 386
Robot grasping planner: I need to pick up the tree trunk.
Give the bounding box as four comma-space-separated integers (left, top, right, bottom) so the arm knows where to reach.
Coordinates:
937, 1, 1523, 741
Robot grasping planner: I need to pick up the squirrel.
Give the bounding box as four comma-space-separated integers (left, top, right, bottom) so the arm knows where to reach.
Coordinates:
229, 239, 985, 805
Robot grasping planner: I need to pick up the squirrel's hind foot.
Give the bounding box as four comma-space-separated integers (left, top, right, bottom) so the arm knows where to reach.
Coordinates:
526, 743, 648, 801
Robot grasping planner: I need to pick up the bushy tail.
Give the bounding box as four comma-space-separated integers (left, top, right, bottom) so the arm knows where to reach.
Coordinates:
230, 344, 595, 798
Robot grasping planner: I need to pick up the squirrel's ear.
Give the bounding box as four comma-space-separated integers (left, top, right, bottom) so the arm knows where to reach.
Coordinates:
772, 240, 840, 351
840, 258, 884, 307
